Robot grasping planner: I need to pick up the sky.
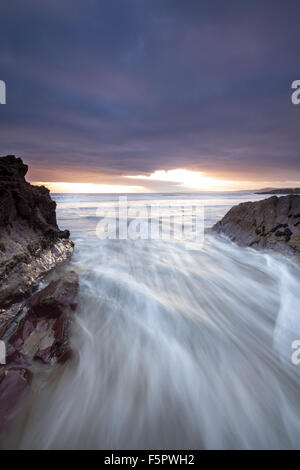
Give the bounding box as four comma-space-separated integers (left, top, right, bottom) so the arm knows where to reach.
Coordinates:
0, 0, 299, 192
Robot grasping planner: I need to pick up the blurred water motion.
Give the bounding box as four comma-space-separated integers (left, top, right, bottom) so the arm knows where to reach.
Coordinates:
3, 193, 300, 449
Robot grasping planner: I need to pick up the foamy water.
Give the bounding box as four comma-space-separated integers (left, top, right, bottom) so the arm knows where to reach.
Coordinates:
2, 193, 300, 449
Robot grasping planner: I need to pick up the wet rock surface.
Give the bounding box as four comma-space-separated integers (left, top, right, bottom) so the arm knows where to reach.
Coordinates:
0, 270, 79, 432
0, 155, 74, 308
213, 195, 300, 255
0, 156, 78, 432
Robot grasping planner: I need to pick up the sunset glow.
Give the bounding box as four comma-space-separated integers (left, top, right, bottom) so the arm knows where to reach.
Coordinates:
32, 170, 300, 193
124, 169, 300, 192
125, 169, 236, 191
33, 182, 147, 194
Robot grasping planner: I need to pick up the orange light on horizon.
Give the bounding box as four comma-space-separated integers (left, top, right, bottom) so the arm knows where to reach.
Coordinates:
124, 169, 300, 191
124, 169, 258, 191
124, 169, 231, 190
31, 169, 300, 193
32, 181, 148, 194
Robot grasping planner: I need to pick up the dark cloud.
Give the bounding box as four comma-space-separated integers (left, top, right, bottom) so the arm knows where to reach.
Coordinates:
0, 0, 299, 183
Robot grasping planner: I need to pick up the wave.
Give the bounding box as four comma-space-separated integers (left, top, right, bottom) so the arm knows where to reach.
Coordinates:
3, 232, 300, 449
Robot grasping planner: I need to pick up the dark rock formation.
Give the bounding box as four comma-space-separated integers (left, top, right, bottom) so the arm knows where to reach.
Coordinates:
0, 155, 74, 308
213, 195, 300, 255
0, 155, 78, 432
0, 270, 79, 431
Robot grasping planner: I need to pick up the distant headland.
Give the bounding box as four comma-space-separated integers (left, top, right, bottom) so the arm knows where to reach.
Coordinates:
255, 188, 300, 195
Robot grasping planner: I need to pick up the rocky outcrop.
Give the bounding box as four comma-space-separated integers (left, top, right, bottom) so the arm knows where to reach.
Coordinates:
0, 270, 79, 432
213, 195, 300, 255
0, 155, 74, 308
0, 155, 78, 432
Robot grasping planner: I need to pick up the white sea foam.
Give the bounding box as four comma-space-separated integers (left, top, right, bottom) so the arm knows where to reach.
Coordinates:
3, 193, 300, 449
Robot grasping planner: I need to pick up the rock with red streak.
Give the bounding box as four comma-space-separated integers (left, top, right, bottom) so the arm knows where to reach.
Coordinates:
28, 271, 79, 319
0, 156, 78, 433
11, 271, 79, 365
0, 270, 79, 432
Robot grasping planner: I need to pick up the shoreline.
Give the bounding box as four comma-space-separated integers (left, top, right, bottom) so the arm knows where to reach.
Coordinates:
0, 156, 78, 432
1, 156, 300, 444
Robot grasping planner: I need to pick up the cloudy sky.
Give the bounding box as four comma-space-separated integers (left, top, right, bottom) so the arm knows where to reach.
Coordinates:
0, 0, 299, 192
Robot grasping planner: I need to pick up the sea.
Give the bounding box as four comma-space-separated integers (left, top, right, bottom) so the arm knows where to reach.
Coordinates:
3, 192, 300, 449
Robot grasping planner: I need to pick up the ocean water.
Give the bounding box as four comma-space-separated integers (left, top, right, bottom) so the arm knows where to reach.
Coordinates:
3, 192, 300, 449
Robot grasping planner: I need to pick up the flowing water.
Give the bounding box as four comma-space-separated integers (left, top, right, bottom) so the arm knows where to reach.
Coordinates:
2, 193, 300, 449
